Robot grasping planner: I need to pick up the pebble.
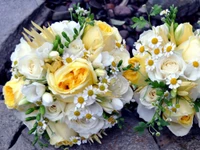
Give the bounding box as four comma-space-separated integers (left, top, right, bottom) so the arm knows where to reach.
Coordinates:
120, 30, 129, 39
114, 5, 132, 17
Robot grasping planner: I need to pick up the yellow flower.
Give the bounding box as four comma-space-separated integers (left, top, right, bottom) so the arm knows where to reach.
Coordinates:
123, 55, 147, 86
47, 58, 97, 102
177, 81, 197, 97
82, 20, 122, 51
3, 78, 24, 109
46, 121, 77, 146
175, 23, 194, 45
177, 36, 200, 62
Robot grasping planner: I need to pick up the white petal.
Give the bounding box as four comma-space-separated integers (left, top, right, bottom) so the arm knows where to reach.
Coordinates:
121, 86, 134, 104
111, 98, 123, 110
167, 122, 192, 136
137, 103, 155, 122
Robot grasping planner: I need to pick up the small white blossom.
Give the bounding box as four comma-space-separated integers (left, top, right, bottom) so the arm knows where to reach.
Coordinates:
145, 58, 157, 71
70, 136, 81, 145
160, 9, 170, 16
74, 94, 88, 108
166, 74, 182, 89
163, 42, 176, 57
149, 36, 163, 48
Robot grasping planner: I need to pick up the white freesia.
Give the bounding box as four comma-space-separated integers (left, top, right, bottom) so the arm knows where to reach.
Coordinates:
36, 42, 53, 60
65, 38, 85, 56
45, 100, 66, 122
111, 98, 123, 110
163, 99, 194, 136
42, 92, 53, 106
49, 51, 59, 59
148, 54, 186, 81
17, 53, 45, 79
11, 38, 33, 66
136, 86, 157, 122
22, 82, 45, 103
65, 103, 105, 138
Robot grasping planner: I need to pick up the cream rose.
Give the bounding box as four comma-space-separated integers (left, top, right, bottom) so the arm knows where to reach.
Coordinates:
175, 23, 194, 45
3, 78, 24, 109
178, 36, 200, 62
148, 54, 186, 81
17, 53, 44, 79
136, 86, 158, 122
163, 99, 194, 136
82, 20, 122, 51
47, 58, 97, 102
46, 121, 77, 147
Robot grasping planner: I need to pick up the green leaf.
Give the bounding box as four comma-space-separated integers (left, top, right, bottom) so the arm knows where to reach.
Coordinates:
150, 4, 162, 16
160, 119, 170, 126
134, 122, 147, 133
131, 16, 149, 29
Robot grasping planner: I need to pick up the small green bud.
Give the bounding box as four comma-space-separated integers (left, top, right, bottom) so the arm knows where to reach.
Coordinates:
28, 127, 37, 135
36, 113, 41, 121
39, 105, 45, 116
156, 132, 160, 136
25, 108, 35, 115
53, 40, 58, 50
55, 35, 61, 44
156, 90, 164, 96
25, 116, 36, 121
117, 60, 123, 67
62, 32, 70, 42
73, 28, 78, 35
60, 43, 64, 49
65, 42, 69, 48
58, 48, 64, 55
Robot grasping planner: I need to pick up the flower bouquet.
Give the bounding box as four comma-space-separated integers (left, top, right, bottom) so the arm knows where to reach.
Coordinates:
3, 6, 133, 148
124, 5, 200, 136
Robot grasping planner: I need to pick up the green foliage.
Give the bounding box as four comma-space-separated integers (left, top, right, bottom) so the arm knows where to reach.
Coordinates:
131, 17, 149, 29
134, 122, 148, 133
194, 98, 200, 112
150, 4, 162, 16
117, 117, 124, 129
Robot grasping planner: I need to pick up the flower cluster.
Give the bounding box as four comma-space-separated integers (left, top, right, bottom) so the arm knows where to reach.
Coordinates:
125, 6, 200, 136
3, 7, 133, 148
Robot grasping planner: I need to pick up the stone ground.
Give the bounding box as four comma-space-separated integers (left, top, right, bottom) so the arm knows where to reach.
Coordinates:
1, 0, 200, 150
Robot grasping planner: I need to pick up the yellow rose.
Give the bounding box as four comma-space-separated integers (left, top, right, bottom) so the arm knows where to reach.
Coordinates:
47, 58, 97, 102
163, 99, 194, 136
82, 20, 122, 51
175, 23, 194, 45
177, 36, 200, 62
3, 78, 24, 109
46, 121, 77, 147
123, 55, 147, 86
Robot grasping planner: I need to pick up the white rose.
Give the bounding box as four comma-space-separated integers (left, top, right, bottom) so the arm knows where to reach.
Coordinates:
36, 42, 53, 60
22, 82, 45, 103
18, 53, 45, 79
136, 86, 157, 122
148, 54, 186, 81
11, 38, 33, 66
45, 100, 66, 122
42, 92, 53, 106
65, 103, 105, 138
65, 38, 85, 56
100, 101, 114, 114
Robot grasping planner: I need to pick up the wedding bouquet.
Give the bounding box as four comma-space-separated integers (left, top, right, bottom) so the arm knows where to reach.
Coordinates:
3, 6, 133, 148
124, 5, 200, 136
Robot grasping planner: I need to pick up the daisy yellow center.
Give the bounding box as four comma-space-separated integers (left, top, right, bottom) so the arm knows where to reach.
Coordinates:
116, 42, 121, 48
171, 107, 177, 112
73, 139, 78, 143
86, 113, 92, 119
170, 78, 177, 85
100, 85, 105, 91
66, 57, 72, 63
78, 97, 84, 104
154, 48, 160, 55
38, 121, 43, 126
148, 60, 154, 66
151, 38, 158, 44
74, 111, 80, 116
112, 61, 116, 67
139, 46, 145, 53
108, 117, 116, 124
88, 90, 94, 96
193, 61, 199, 68
166, 46, 172, 52
102, 78, 108, 84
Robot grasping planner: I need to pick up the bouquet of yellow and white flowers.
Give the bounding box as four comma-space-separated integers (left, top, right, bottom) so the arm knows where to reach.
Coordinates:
3, 6, 133, 148
124, 5, 200, 136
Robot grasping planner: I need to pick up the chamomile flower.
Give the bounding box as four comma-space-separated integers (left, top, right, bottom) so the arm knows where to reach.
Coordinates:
149, 36, 163, 48
37, 120, 47, 135
84, 109, 96, 121
168, 104, 179, 113
72, 110, 84, 120
134, 42, 147, 56
164, 42, 176, 57
97, 83, 108, 93
110, 61, 120, 75
191, 59, 200, 70
74, 94, 88, 108
99, 76, 111, 84
83, 85, 97, 105
70, 136, 81, 145
151, 47, 163, 59
160, 9, 170, 16
166, 74, 182, 89
146, 58, 157, 71
62, 53, 75, 64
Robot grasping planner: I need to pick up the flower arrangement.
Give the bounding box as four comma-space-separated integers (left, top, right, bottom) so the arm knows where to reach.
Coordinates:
124, 5, 200, 136
3, 5, 133, 148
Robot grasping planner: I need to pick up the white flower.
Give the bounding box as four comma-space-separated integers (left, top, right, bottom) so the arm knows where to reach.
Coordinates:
148, 54, 186, 81
83, 109, 96, 121
111, 98, 123, 111
134, 42, 146, 56
151, 47, 163, 59
22, 82, 45, 103
70, 136, 81, 145
149, 35, 163, 48
97, 83, 109, 94
74, 94, 88, 108
17, 53, 44, 79
42, 92, 53, 106
146, 58, 157, 71
166, 74, 182, 89
95, 68, 107, 77
37, 120, 47, 135
11, 38, 33, 66
36, 42, 53, 60
65, 38, 85, 56
62, 53, 76, 64
65, 103, 104, 138
183, 59, 200, 81
163, 42, 176, 57
83, 85, 97, 103
49, 51, 59, 60
160, 9, 169, 16
45, 100, 66, 122
71, 109, 84, 120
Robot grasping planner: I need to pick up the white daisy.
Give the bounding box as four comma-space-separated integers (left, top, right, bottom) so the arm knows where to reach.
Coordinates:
72, 110, 84, 120
97, 83, 109, 94
84, 109, 96, 121
145, 58, 157, 71
62, 53, 75, 64
99, 76, 112, 84
163, 42, 176, 57
149, 36, 163, 48
134, 42, 147, 56
37, 120, 47, 135
70, 136, 81, 145
74, 94, 88, 108
83, 85, 97, 105
160, 9, 170, 16
166, 74, 182, 89
151, 47, 163, 59
191, 59, 200, 70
